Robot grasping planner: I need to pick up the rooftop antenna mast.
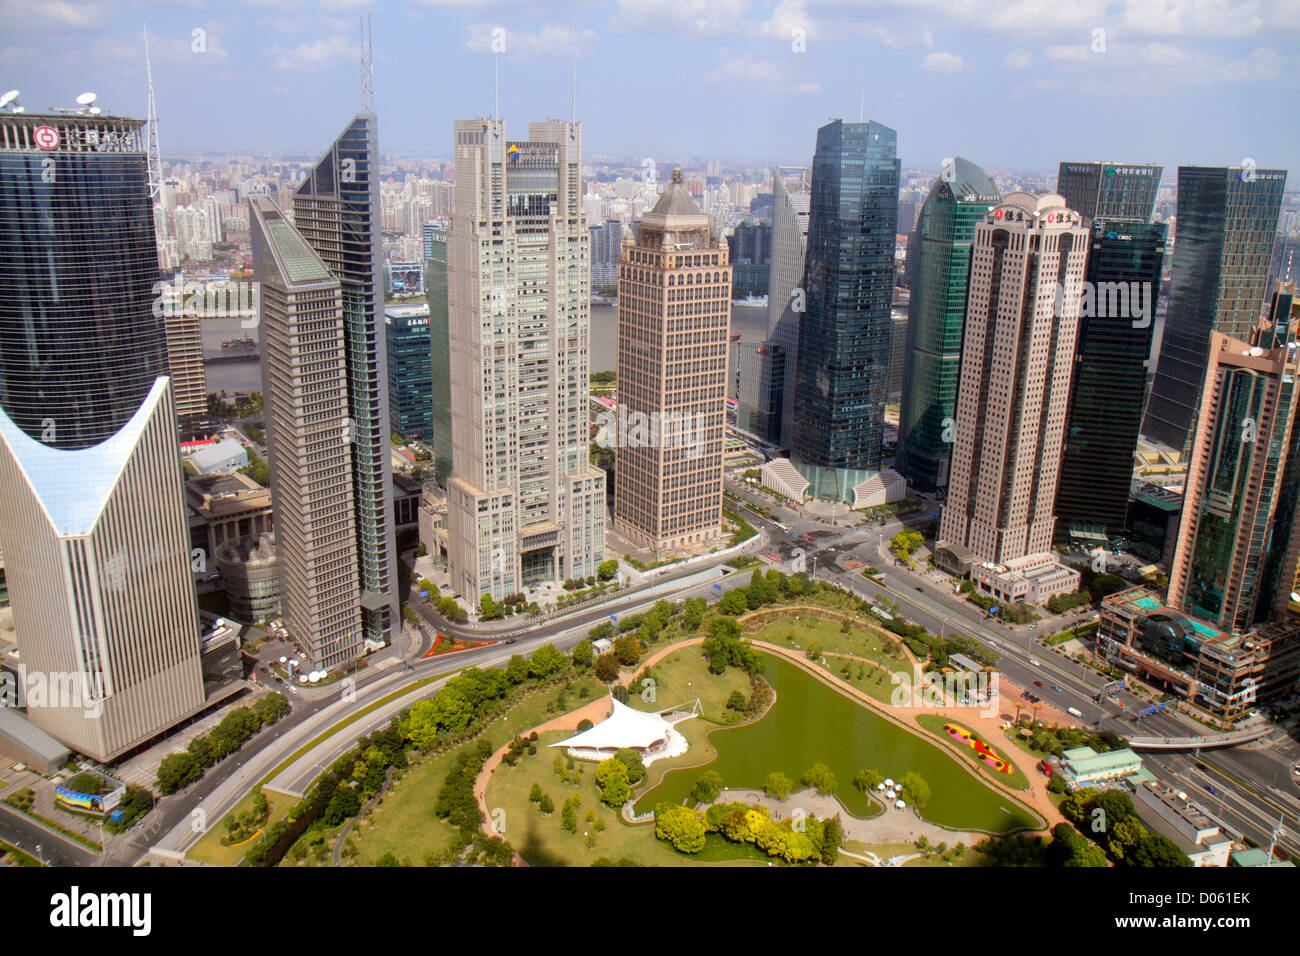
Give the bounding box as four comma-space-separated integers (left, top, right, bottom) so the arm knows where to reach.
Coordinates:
571, 57, 576, 126
360, 15, 375, 112
144, 23, 162, 199
858, 76, 864, 123
493, 42, 500, 122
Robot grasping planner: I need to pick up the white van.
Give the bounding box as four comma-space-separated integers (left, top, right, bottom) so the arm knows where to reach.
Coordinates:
1067, 706, 1084, 718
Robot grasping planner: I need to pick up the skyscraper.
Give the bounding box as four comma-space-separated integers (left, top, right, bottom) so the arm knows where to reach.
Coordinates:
1143, 165, 1287, 451
1055, 162, 1162, 222
0, 112, 205, 761
1055, 219, 1167, 539
425, 223, 452, 487
613, 169, 731, 554
445, 118, 605, 602
897, 157, 1000, 492
292, 114, 398, 647
385, 304, 434, 441
766, 168, 811, 450
250, 196, 362, 671
940, 192, 1089, 563
788, 121, 900, 501
1168, 329, 1300, 633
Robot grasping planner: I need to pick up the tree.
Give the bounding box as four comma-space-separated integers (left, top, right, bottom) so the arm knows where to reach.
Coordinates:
726, 690, 748, 711
890, 530, 923, 563
801, 763, 836, 795
764, 771, 793, 800
595, 759, 630, 807
479, 593, 501, 620
719, 589, 748, 616
690, 771, 723, 805
323, 784, 362, 826
156, 752, 199, 794
595, 653, 621, 682
613, 748, 646, 786
900, 771, 931, 810
682, 597, 707, 630
613, 634, 641, 666
528, 644, 566, 679
505, 654, 529, 685
588, 621, 614, 641
571, 638, 594, 670
528, 783, 544, 803
817, 814, 844, 865
655, 804, 706, 853
537, 794, 555, 814
1128, 831, 1192, 868
561, 795, 580, 832
852, 768, 884, 793
597, 559, 619, 581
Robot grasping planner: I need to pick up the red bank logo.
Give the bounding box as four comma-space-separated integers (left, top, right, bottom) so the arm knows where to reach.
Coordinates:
34, 125, 60, 150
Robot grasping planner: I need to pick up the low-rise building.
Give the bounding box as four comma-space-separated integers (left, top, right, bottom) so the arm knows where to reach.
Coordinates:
971, 553, 1081, 605
1131, 782, 1235, 867
187, 436, 249, 474
213, 533, 280, 624
186, 472, 274, 560
1051, 745, 1145, 789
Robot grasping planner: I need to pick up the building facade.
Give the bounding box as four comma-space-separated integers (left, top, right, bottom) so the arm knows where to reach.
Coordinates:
790, 121, 900, 501
766, 168, 811, 450
613, 169, 731, 553
897, 157, 999, 492
1143, 166, 1287, 452
291, 114, 398, 647
250, 196, 363, 670
939, 192, 1089, 564
445, 118, 606, 601
1055, 162, 1162, 223
425, 223, 452, 487
385, 304, 434, 441
0, 112, 206, 762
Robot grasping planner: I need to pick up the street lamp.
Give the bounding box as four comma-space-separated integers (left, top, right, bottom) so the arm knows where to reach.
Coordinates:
35, 843, 44, 866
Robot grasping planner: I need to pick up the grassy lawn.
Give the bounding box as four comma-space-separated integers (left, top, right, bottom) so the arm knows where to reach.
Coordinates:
821, 654, 900, 704
349, 675, 605, 867
628, 646, 751, 717
188, 788, 284, 867
838, 839, 981, 868
752, 614, 907, 669
485, 729, 767, 867
915, 714, 1031, 791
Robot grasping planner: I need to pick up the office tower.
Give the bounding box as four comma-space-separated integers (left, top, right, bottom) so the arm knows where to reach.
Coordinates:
249, 196, 362, 670
613, 169, 731, 553
445, 118, 605, 601
897, 157, 1000, 492
162, 307, 210, 435
1143, 165, 1287, 451
1168, 328, 1300, 633
425, 223, 452, 487
1056, 162, 1162, 222
766, 168, 811, 449
1272, 234, 1300, 286
589, 218, 623, 294
726, 218, 771, 297
385, 304, 434, 441
939, 192, 1089, 562
1055, 220, 1167, 539
292, 114, 398, 647
732, 342, 784, 444
0, 112, 205, 762
790, 120, 900, 501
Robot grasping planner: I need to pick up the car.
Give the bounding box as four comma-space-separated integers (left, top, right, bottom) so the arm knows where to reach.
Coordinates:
1205, 784, 1219, 796
1029, 658, 1041, 667
1116, 700, 1125, 708
1027, 623, 1037, 630
1034, 680, 1044, 688
1051, 684, 1062, 693
506, 639, 517, 645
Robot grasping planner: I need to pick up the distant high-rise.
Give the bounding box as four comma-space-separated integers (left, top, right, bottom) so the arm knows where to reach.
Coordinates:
292, 114, 398, 647
940, 193, 1089, 563
0, 112, 205, 761
385, 304, 434, 441
1143, 165, 1287, 452
1168, 329, 1300, 633
613, 169, 730, 553
424, 223, 452, 487
1056, 162, 1162, 222
250, 196, 362, 670
790, 120, 900, 501
445, 118, 605, 601
161, 306, 209, 435
766, 168, 811, 450
897, 157, 1000, 492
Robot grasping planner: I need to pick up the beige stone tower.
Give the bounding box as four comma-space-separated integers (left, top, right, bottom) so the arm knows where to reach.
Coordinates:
612, 169, 731, 554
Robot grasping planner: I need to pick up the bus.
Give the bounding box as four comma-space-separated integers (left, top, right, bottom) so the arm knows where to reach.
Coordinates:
870, 605, 894, 622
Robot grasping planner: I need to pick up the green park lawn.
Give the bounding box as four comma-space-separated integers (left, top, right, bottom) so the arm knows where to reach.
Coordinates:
915, 714, 1031, 791
188, 788, 284, 867
752, 613, 909, 670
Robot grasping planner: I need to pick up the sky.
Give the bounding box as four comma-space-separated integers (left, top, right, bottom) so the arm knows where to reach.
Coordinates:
2, 0, 1298, 177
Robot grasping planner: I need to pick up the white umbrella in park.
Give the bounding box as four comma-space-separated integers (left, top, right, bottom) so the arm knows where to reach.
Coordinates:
895, 799, 905, 809
875, 783, 886, 791
884, 778, 895, 788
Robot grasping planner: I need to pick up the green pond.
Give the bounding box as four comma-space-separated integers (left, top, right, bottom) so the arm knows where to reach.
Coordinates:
635, 654, 1042, 834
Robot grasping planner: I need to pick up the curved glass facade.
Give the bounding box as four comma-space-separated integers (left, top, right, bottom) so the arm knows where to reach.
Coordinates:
0, 128, 164, 449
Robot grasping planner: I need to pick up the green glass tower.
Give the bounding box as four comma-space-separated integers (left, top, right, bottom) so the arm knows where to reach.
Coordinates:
897, 157, 999, 492
425, 225, 452, 487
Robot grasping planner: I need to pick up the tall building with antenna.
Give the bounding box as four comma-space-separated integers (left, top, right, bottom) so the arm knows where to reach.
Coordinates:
445, 116, 605, 601
0, 108, 207, 762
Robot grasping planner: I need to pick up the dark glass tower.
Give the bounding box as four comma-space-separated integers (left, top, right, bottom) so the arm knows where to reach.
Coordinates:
1055, 219, 1167, 537
0, 117, 167, 448
897, 157, 999, 492
293, 114, 398, 647
425, 224, 452, 487
1056, 162, 1162, 222
385, 305, 433, 440
791, 119, 900, 501
1143, 165, 1286, 452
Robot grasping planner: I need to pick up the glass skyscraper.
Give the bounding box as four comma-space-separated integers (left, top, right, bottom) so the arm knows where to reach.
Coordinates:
1056, 162, 1162, 223
1143, 165, 1286, 452
897, 157, 999, 492
425, 224, 452, 487
385, 304, 434, 441
292, 114, 398, 647
790, 120, 900, 501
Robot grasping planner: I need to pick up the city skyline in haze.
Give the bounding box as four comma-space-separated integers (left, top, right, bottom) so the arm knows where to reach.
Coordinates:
2, 0, 1298, 175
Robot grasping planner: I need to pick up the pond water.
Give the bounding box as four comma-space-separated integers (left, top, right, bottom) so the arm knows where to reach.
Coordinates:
634, 654, 1041, 834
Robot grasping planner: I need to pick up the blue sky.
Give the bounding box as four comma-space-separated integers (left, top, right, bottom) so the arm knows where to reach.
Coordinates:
2, 0, 1297, 175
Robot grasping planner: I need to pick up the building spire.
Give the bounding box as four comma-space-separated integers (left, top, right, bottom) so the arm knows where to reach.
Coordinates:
360, 14, 375, 113
144, 22, 162, 199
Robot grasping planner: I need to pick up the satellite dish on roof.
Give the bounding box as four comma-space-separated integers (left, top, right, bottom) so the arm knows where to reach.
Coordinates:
88, 107, 101, 115
76, 92, 97, 106
0, 90, 18, 110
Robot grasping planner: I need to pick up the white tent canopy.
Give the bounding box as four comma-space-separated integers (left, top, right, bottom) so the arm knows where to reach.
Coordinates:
550, 698, 674, 753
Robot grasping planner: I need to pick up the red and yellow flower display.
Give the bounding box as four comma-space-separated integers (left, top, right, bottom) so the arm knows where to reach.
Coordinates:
943, 722, 1012, 774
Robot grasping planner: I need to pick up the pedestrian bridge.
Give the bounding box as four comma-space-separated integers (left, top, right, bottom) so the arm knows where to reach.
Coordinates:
1126, 724, 1272, 751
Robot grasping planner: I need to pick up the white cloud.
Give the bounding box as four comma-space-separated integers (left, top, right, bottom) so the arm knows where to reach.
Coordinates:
273, 34, 357, 71
1044, 44, 1092, 63
705, 52, 819, 94
609, 0, 749, 36
1003, 49, 1032, 69
756, 0, 816, 42
921, 51, 963, 72
465, 24, 598, 59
